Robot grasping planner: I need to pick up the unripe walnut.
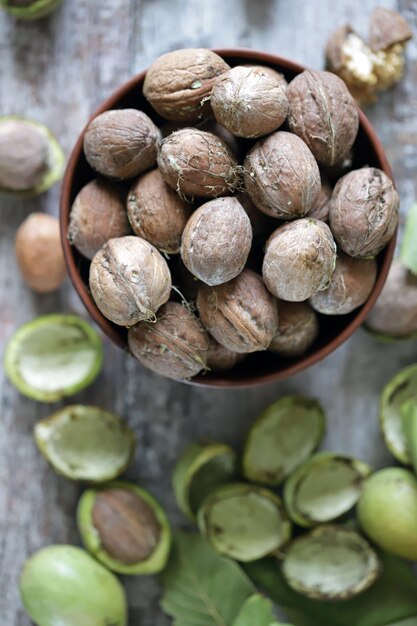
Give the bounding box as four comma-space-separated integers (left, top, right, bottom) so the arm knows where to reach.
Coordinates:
269, 301, 318, 357
244, 131, 320, 219
308, 181, 332, 222
211, 66, 288, 138
287, 70, 359, 167
158, 128, 239, 198
15, 213, 66, 293
197, 269, 278, 353
0, 119, 48, 191
89, 236, 171, 327
206, 335, 246, 371
329, 167, 399, 258
181, 197, 252, 286
263, 219, 337, 302
128, 302, 208, 380
143, 48, 230, 122
127, 169, 191, 254
84, 109, 161, 180
310, 252, 377, 315
68, 179, 129, 260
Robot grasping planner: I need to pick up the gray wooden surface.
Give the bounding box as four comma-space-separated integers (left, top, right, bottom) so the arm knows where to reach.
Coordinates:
1, 0, 417, 624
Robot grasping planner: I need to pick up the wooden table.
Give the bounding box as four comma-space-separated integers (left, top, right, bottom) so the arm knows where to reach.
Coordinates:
0, 0, 416, 623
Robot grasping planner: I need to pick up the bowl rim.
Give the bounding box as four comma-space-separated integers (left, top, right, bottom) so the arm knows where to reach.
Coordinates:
60, 47, 396, 389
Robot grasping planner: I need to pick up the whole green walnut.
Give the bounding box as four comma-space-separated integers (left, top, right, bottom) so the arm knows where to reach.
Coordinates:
286, 69, 359, 167
158, 128, 239, 198
211, 65, 289, 138
365, 259, 417, 339
244, 131, 321, 218
329, 167, 399, 258
89, 236, 172, 327
128, 301, 208, 380
68, 178, 129, 260
197, 269, 278, 353
310, 252, 377, 315
181, 197, 252, 286
269, 301, 318, 357
263, 219, 337, 302
20, 545, 127, 626
357, 468, 417, 560
143, 48, 230, 122
84, 109, 161, 180
127, 168, 191, 254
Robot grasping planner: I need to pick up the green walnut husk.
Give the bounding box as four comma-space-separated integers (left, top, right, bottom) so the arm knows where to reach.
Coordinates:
34, 405, 135, 482
284, 452, 372, 527
0, 116, 64, 195
401, 400, 417, 474
4, 314, 103, 402
380, 364, 417, 463
173, 442, 238, 520
401, 202, 417, 275
77, 481, 172, 575
282, 525, 381, 601
357, 467, 417, 560
0, 0, 62, 20
20, 545, 127, 626
243, 396, 325, 486
198, 483, 292, 562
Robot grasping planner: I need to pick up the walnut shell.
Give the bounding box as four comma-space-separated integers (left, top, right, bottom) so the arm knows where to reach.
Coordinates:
310, 252, 377, 315
287, 70, 359, 167
211, 66, 288, 138
236, 192, 275, 239
128, 301, 208, 380
68, 179, 129, 260
181, 197, 252, 286
196, 269, 278, 353
143, 48, 230, 122
243, 65, 288, 89
365, 259, 417, 338
307, 181, 332, 222
269, 301, 318, 357
329, 167, 399, 258
84, 109, 161, 180
370, 7, 412, 52
15, 213, 66, 293
127, 169, 191, 254
206, 335, 246, 371
158, 128, 239, 198
0, 119, 48, 191
263, 219, 337, 302
243, 131, 320, 219
89, 236, 171, 327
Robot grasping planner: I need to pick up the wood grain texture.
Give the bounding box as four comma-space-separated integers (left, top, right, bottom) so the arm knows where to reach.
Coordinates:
1, 0, 417, 624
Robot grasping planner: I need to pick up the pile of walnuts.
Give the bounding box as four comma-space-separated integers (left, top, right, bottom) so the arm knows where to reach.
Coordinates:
68, 48, 399, 381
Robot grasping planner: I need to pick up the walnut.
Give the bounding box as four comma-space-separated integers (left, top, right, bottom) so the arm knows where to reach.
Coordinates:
269, 301, 318, 357
307, 181, 332, 222
329, 167, 399, 258
211, 66, 288, 138
158, 128, 239, 198
89, 236, 171, 327
243, 131, 320, 219
143, 48, 230, 122
127, 169, 191, 254
263, 219, 337, 302
286, 70, 359, 167
181, 197, 252, 286
236, 192, 275, 239
68, 179, 129, 260
310, 252, 377, 315
128, 301, 208, 380
196, 269, 278, 353
84, 109, 161, 180
369, 7, 412, 52
243, 65, 288, 90
0, 119, 48, 191
15, 213, 66, 293
206, 335, 246, 371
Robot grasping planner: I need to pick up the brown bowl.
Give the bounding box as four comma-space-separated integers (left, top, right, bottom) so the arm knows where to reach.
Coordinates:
60, 48, 396, 388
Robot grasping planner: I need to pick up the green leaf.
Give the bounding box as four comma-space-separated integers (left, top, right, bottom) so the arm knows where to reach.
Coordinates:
244, 551, 417, 626
231, 594, 294, 626
160, 531, 255, 626
401, 203, 417, 274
